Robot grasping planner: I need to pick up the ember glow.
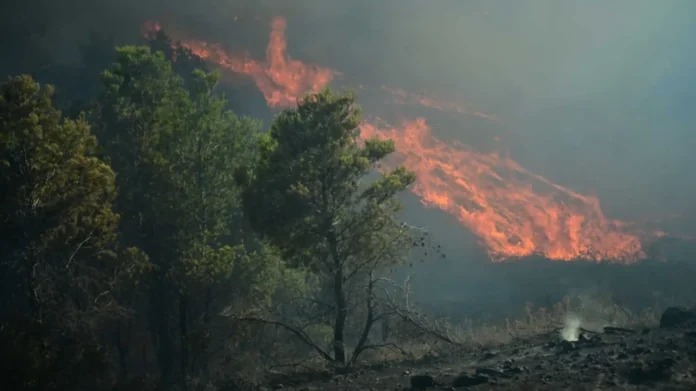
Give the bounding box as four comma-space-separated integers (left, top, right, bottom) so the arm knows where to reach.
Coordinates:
142, 17, 647, 263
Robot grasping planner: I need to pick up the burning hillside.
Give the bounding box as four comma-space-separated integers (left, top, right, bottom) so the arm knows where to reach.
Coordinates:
360, 118, 644, 262
142, 16, 648, 263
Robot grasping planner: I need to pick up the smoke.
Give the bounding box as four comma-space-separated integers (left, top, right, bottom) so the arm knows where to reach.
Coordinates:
561, 314, 582, 342
5, 0, 696, 244
560, 292, 634, 341
5, 0, 696, 323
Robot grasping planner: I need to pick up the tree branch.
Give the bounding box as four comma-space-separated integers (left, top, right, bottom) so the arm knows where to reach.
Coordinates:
349, 271, 376, 366
65, 227, 96, 270
229, 314, 334, 363
375, 276, 462, 347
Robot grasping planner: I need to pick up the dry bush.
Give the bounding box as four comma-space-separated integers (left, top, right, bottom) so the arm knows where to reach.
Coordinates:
214, 283, 695, 389
447, 294, 664, 348
353, 291, 689, 366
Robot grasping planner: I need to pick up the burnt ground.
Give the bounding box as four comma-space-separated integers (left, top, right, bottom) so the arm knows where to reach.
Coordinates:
257, 308, 696, 391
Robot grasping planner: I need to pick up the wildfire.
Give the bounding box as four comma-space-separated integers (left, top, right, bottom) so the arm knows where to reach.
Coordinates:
141, 20, 162, 40
141, 16, 648, 263
145, 17, 336, 107
360, 118, 644, 262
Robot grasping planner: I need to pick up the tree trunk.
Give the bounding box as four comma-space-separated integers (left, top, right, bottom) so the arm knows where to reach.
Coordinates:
148, 280, 174, 384
350, 273, 375, 366
327, 231, 347, 364
332, 268, 347, 364
179, 292, 189, 376
115, 320, 132, 380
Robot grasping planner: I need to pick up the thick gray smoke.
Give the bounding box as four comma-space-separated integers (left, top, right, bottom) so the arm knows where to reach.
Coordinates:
7, 0, 696, 230
4, 0, 696, 321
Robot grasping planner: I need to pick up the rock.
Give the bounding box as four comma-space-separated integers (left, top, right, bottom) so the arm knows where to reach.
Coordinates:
507, 366, 528, 374
660, 307, 696, 328
452, 374, 489, 387
560, 340, 576, 352
604, 326, 636, 335
481, 350, 497, 360
410, 374, 436, 389
475, 367, 504, 377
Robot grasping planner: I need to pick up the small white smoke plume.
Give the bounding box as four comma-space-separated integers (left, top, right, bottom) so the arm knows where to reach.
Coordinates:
560, 314, 582, 341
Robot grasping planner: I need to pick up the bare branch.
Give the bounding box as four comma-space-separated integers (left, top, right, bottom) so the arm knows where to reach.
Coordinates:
228, 314, 335, 363
375, 276, 463, 347
65, 228, 96, 270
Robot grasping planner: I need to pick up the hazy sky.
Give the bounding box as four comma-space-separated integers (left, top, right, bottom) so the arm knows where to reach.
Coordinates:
11, 0, 696, 227
155, 0, 696, 224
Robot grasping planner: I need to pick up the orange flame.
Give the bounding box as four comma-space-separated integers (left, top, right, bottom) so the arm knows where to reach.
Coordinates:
360, 118, 644, 262
145, 17, 336, 107
141, 17, 649, 263
141, 20, 162, 40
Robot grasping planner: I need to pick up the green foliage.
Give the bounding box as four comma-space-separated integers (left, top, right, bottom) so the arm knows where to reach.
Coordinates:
244, 88, 415, 270
0, 74, 148, 390
0, 74, 142, 306
97, 46, 299, 378
147, 30, 210, 89
0, 42, 419, 385
99, 45, 189, 173
243, 88, 416, 363
98, 45, 274, 289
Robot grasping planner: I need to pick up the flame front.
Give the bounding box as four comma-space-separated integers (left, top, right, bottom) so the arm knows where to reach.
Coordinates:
360, 118, 644, 262
169, 17, 336, 107
142, 17, 647, 263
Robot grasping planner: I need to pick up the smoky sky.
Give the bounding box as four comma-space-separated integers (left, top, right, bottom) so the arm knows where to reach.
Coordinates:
7, 0, 696, 229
